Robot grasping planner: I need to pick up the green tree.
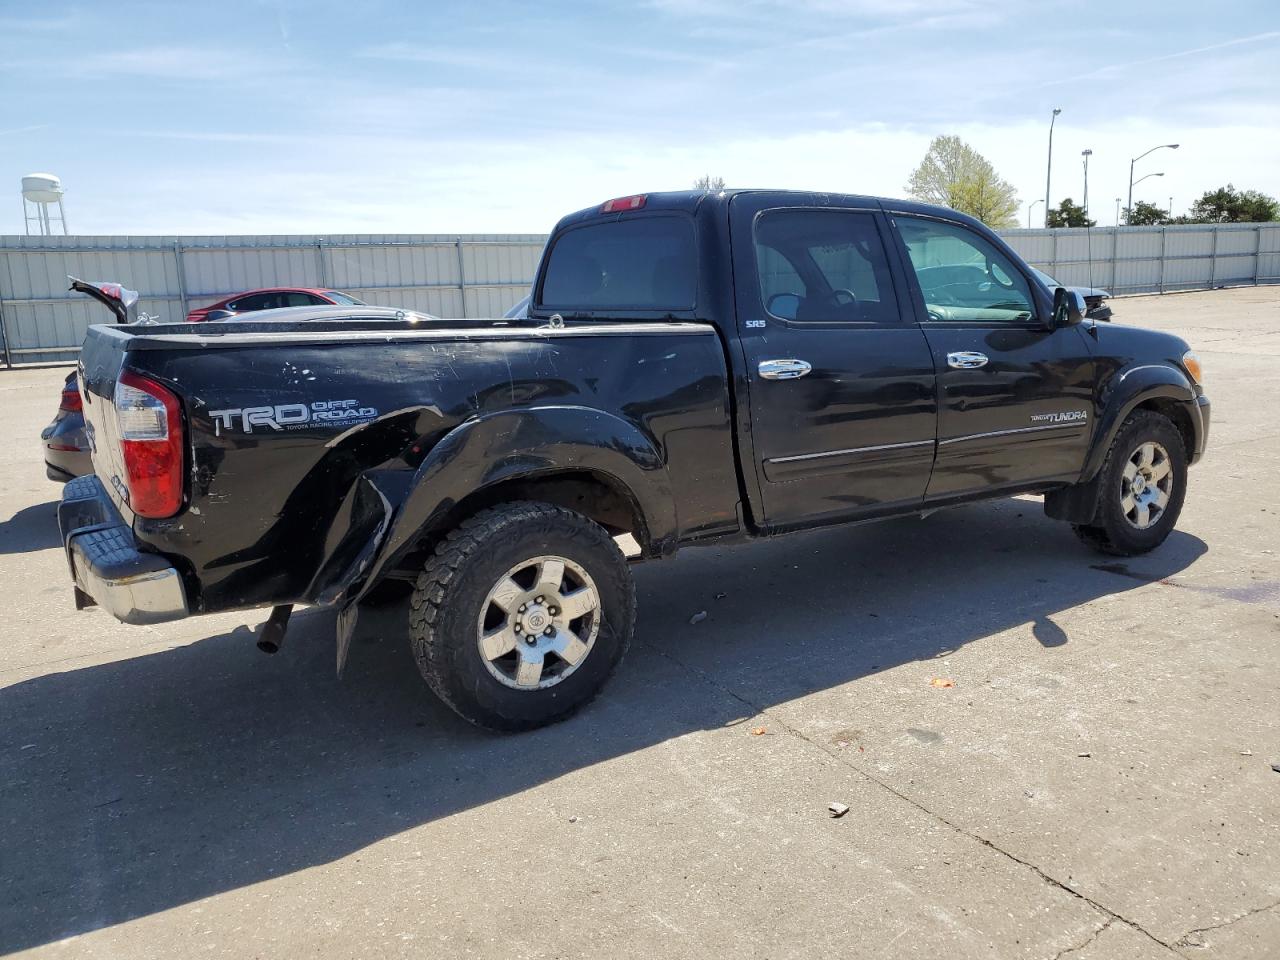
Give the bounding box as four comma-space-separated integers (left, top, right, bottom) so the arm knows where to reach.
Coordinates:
1186, 184, 1278, 223
693, 174, 726, 192
1046, 197, 1095, 228
905, 135, 1019, 228
1124, 201, 1169, 226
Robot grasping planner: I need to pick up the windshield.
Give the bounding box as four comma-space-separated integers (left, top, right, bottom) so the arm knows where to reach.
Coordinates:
324, 291, 365, 305
1031, 268, 1060, 287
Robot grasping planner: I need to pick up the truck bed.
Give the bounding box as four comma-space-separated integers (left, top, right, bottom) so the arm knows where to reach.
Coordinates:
77, 318, 741, 614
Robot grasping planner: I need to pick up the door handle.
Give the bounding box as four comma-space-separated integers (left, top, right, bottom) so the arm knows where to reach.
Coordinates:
758, 358, 813, 380
946, 351, 989, 370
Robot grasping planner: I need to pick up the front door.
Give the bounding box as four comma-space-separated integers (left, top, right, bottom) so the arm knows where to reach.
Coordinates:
729, 194, 938, 530
887, 213, 1096, 501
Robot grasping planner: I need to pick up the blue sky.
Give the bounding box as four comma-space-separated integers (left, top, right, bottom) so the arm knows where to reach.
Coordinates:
1, 0, 1277, 233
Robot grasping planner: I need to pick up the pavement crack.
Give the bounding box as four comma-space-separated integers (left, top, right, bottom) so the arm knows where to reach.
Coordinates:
1049, 917, 1113, 960
1174, 899, 1280, 949
642, 639, 1180, 956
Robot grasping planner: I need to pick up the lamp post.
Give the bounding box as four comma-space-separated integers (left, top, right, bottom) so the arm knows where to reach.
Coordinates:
1028, 198, 1043, 228
1127, 143, 1179, 222
1044, 107, 1062, 227
1081, 149, 1092, 220
1115, 197, 1122, 226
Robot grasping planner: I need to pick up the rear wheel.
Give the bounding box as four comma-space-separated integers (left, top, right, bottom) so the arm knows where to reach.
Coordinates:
409, 501, 635, 731
1072, 410, 1187, 556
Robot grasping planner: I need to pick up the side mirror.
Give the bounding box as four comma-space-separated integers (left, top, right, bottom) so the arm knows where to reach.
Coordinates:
1053, 286, 1085, 327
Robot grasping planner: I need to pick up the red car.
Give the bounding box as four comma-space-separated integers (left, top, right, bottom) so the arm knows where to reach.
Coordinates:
186, 287, 365, 322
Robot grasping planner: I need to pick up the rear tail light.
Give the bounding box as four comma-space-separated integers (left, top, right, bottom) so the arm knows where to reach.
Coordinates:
601, 194, 646, 213
59, 382, 83, 414
114, 371, 184, 518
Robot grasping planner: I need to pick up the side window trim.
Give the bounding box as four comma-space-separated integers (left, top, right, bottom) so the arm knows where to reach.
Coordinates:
750, 207, 908, 329
887, 212, 1042, 327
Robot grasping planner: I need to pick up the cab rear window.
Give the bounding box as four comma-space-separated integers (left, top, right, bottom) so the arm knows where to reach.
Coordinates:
539, 216, 696, 310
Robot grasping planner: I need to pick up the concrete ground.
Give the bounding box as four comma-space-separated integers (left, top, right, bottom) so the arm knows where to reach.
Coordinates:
1, 287, 1278, 959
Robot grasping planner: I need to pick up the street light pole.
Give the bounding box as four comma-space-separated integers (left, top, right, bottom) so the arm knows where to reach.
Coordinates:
1127, 143, 1179, 223
1081, 148, 1092, 220
1028, 198, 1043, 228
1044, 107, 1062, 227
1115, 197, 1122, 226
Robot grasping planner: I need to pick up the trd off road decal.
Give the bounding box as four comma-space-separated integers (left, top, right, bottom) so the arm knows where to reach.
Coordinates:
1030, 410, 1088, 424
209, 398, 379, 434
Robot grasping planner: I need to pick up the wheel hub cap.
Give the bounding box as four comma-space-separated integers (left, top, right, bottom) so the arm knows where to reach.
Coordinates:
476, 556, 601, 690
1120, 441, 1173, 530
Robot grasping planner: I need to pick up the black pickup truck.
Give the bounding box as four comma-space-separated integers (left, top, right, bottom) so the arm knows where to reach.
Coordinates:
60, 190, 1209, 730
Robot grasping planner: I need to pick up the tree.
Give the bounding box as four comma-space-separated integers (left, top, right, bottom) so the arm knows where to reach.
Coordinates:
693, 174, 725, 192
1124, 201, 1169, 226
905, 135, 1019, 228
1046, 197, 1095, 228
1186, 184, 1278, 223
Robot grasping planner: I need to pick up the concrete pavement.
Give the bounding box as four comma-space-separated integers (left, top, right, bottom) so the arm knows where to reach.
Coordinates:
1, 287, 1277, 958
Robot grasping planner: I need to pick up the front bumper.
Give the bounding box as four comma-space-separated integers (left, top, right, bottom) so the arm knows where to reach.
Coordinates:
1190, 394, 1210, 465
58, 475, 189, 625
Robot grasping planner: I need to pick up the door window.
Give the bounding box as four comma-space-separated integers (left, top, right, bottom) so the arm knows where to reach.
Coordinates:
896, 217, 1035, 323
754, 210, 897, 323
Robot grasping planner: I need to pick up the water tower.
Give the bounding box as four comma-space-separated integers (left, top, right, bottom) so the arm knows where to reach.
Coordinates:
21, 173, 69, 236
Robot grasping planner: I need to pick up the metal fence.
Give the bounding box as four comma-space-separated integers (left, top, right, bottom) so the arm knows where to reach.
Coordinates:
3, 221, 1278, 367
1001, 221, 1280, 296
0, 233, 546, 365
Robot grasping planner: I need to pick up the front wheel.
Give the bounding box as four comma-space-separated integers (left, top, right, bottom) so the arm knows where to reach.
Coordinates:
1072, 410, 1188, 556
409, 501, 635, 731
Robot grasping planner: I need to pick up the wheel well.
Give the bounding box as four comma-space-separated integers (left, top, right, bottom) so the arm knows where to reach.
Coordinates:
1133, 397, 1195, 458
397, 470, 650, 573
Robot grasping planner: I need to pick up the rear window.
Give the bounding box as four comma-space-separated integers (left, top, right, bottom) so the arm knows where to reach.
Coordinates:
539, 216, 696, 310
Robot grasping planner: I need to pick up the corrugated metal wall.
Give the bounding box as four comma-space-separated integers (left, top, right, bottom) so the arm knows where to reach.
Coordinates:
1001, 222, 1280, 296
2, 222, 1277, 366
0, 234, 545, 364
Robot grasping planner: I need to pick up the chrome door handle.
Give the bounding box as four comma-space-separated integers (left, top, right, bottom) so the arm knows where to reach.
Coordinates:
947, 351, 989, 369
758, 358, 813, 380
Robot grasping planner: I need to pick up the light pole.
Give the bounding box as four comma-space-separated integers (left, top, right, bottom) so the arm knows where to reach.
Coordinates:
1127, 143, 1179, 222
1081, 148, 1092, 220
1028, 198, 1043, 228
1044, 107, 1062, 227
1115, 197, 1122, 226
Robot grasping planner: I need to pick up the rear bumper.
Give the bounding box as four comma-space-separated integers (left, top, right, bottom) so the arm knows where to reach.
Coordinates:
58, 476, 189, 625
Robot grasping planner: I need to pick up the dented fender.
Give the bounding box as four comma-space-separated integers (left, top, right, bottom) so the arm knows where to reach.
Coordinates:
331, 405, 677, 671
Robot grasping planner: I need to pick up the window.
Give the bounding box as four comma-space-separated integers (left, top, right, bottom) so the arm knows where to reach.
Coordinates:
896, 217, 1035, 323
232, 293, 277, 312
753, 210, 897, 323
540, 216, 696, 310
283, 292, 315, 307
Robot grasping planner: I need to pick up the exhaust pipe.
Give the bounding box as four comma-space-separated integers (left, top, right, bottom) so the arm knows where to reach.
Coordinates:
256, 604, 294, 654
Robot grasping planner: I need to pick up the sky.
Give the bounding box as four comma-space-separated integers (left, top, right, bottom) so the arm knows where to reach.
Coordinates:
1, 0, 1278, 234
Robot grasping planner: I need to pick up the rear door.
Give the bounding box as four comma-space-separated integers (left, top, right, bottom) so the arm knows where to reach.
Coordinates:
887, 212, 1096, 501
729, 194, 938, 530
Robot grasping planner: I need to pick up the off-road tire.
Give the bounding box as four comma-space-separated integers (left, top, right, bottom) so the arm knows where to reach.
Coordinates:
1072, 410, 1188, 556
409, 501, 635, 731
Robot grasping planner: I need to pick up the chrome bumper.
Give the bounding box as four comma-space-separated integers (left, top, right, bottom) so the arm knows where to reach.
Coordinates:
58, 476, 189, 625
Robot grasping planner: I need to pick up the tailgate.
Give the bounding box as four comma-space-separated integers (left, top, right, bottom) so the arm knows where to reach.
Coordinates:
78, 325, 149, 523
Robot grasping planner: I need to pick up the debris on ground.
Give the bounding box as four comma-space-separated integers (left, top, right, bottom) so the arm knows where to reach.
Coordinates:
1271, 762, 1280, 774
751, 726, 767, 736
689, 610, 708, 625
714, 592, 727, 600
828, 802, 850, 818
929, 677, 955, 688
1077, 752, 1092, 758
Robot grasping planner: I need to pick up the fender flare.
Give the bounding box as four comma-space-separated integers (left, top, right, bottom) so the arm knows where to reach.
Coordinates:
1082, 363, 1197, 482
357, 401, 673, 585
1046, 363, 1196, 525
